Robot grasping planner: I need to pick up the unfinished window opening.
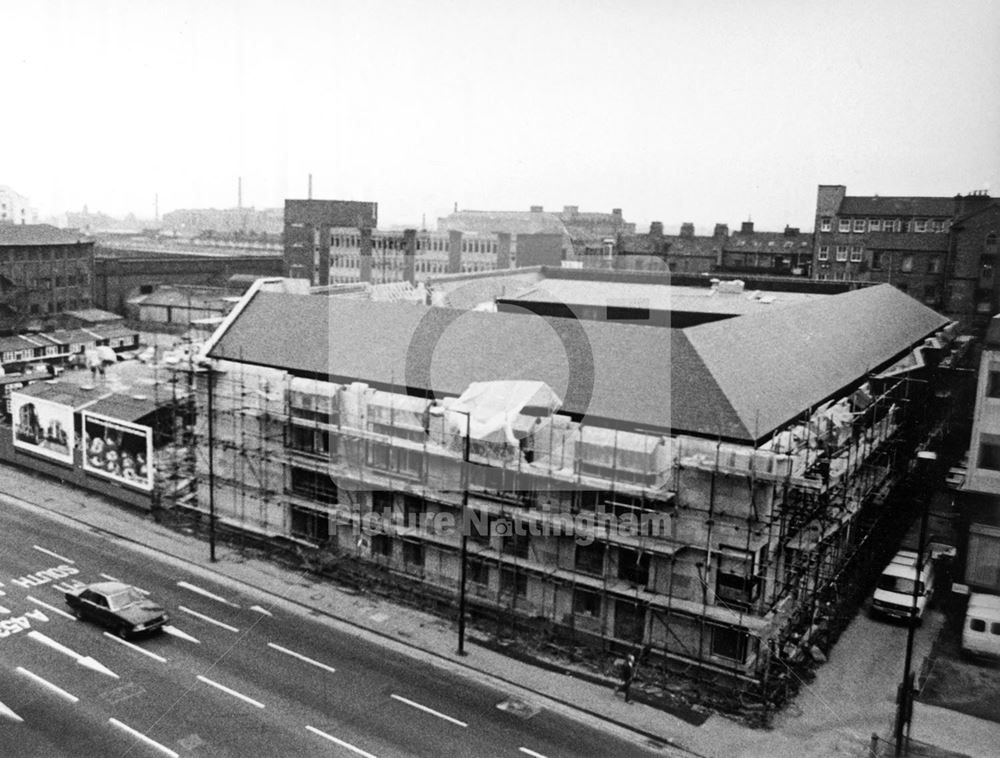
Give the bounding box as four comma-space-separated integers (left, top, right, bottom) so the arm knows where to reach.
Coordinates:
289, 505, 330, 543
288, 466, 338, 504
575, 541, 606, 575
710, 624, 750, 662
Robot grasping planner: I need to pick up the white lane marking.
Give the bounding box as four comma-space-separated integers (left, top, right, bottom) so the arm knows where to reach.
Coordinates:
267, 642, 336, 674
196, 675, 265, 709
27, 630, 119, 678
32, 545, 74, 564
305, 725, 380, 758
389, 693, 468, 727
249, 605, 273, 616
178, 606, 239, 633
16, 666, 79, 703
26, 595, 75, 620
99, 573, 150, 595
102, 632, 167, 662
519, 749, 549, 758
108, 718, 179, 758
177, 581, 239, 607
162, 625, 200, 644
0, 698, 23, 722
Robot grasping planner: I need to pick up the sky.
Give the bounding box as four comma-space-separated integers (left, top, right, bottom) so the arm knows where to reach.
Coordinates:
3, 0, 999, 233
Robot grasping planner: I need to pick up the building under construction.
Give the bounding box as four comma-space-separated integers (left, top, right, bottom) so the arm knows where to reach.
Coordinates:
191, 276, 958, 701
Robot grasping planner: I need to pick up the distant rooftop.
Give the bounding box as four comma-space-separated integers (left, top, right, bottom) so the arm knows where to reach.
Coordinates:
500, 277, 827, 317
0, 224, 92, 246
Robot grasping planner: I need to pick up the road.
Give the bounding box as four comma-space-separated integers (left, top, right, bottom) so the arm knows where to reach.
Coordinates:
0, 503, 660, 758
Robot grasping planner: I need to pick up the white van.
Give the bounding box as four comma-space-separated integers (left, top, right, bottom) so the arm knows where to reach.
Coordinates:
871, 550, 935, 623
962, 593, 1000, 660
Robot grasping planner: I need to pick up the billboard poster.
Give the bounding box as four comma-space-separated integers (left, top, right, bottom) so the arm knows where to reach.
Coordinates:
82, 411, 153, 491
11, 391, 75, 464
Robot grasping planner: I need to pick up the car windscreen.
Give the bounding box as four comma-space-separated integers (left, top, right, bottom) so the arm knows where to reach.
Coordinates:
106, 588, 144, 611
876, 575, 922, 595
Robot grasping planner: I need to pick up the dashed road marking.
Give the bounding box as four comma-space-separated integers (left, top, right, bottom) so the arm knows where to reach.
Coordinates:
32, 545, 74, 564
26, 595, 75, 620
178, 606, 239, 633
389, 693, 467, 727
196, 675, 264, 709
103, 632, 167, 662
177, 581, 239, 607
305, 725, 380, 758
16, 666, 79, 703
267, 642, 336, 674
108, 717, 179, 758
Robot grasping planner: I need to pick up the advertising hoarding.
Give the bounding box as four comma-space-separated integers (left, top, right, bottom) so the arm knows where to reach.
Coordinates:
10, 391, 75, 464
81, 411, 153, 491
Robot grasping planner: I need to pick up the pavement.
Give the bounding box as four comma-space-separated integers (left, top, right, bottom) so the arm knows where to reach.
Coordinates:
3, 461, 1000, 758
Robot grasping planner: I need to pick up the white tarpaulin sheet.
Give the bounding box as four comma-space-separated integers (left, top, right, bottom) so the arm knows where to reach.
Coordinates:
445, 381, 561, 445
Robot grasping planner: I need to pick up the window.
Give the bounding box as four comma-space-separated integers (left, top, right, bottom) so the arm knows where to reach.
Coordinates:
835, 246, 848, 262
915, 219, 927, 232
502, 530, 530, 559
290, 505, 330, 542
871, 251, 886, 270
613, 599, 645, 642
987, 371, 1000, 399
573, 588, 601, 617
930, 220, 942, 232
711, 625, 749, 662
924, 285, 938, 303
971, 618, 986, 633
928, 256, 942, 274
982, 263, 994, 282
500, 567, 527, 598
988, 232, 998, 250
839, 219, 851, 233
288, 466, 338, 504
978, 436, 1000, 470
401, 541, 424, 569
820, 217, 831, 232
372, 490, 394, 517
715, 549, 759, 608
468, 557, 489, 587
575, 542, 605, 575
849, 245, 863, 263
901, 255, 914, 273
617, 548, 650, 587
370, 534, 391, 557
868, 219, 881, 232
817, 246, 829, 261
853, 219, 865, 233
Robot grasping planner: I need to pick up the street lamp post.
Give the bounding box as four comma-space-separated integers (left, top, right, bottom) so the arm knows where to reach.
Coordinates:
894, 449, 937, 756
456, 409, 471, 656
205, 364, 217, 563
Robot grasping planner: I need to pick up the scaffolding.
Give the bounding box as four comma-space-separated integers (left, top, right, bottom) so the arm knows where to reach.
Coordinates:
168, 339, 953, 722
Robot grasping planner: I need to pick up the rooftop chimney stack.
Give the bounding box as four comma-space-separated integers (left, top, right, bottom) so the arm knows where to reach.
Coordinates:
713, 223, 729, 239
649, 221, 664, 238
530, 205, 544, 213
740, 220, 754, 235
680, 222, 695, 239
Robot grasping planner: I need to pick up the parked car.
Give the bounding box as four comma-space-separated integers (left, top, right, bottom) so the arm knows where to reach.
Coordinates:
871, 549, 935, 624
962, 593, 1000, 661
65, 581, 169, 638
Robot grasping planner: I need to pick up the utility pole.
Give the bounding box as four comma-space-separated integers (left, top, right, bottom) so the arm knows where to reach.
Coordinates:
894, 449, 936, 755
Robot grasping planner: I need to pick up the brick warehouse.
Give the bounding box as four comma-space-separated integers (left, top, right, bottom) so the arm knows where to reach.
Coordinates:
184, 274, 960, 691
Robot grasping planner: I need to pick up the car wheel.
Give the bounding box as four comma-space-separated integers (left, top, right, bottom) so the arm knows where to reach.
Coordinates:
116, 625, 130, 639
73, 608, 85, 621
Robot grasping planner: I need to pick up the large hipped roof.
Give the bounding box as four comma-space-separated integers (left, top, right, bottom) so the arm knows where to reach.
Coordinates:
208, 284, 948, 444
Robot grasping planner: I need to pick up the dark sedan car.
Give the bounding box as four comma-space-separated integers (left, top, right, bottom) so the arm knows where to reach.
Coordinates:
65, 581, 169, 638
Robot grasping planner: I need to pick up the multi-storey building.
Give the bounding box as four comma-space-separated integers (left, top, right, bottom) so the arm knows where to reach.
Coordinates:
195, 276, 956, 686
720, 222, 813, 277
0, 224, 95, 332
959, 315, 1000, 594
812, 185, 998, 328
0, 185, 36, 226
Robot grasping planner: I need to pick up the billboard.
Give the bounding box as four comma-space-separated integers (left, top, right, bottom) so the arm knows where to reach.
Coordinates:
81, 411, 153, 491
11, 391, 75, 464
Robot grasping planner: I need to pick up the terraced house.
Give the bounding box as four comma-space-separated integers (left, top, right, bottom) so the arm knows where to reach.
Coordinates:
192, 275, 956, 685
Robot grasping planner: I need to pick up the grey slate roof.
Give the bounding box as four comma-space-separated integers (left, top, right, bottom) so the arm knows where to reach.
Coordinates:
0, 224, 92, 246
208, 284, 948, 443
438, 211, 568, 236
838, 196, 956, 217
